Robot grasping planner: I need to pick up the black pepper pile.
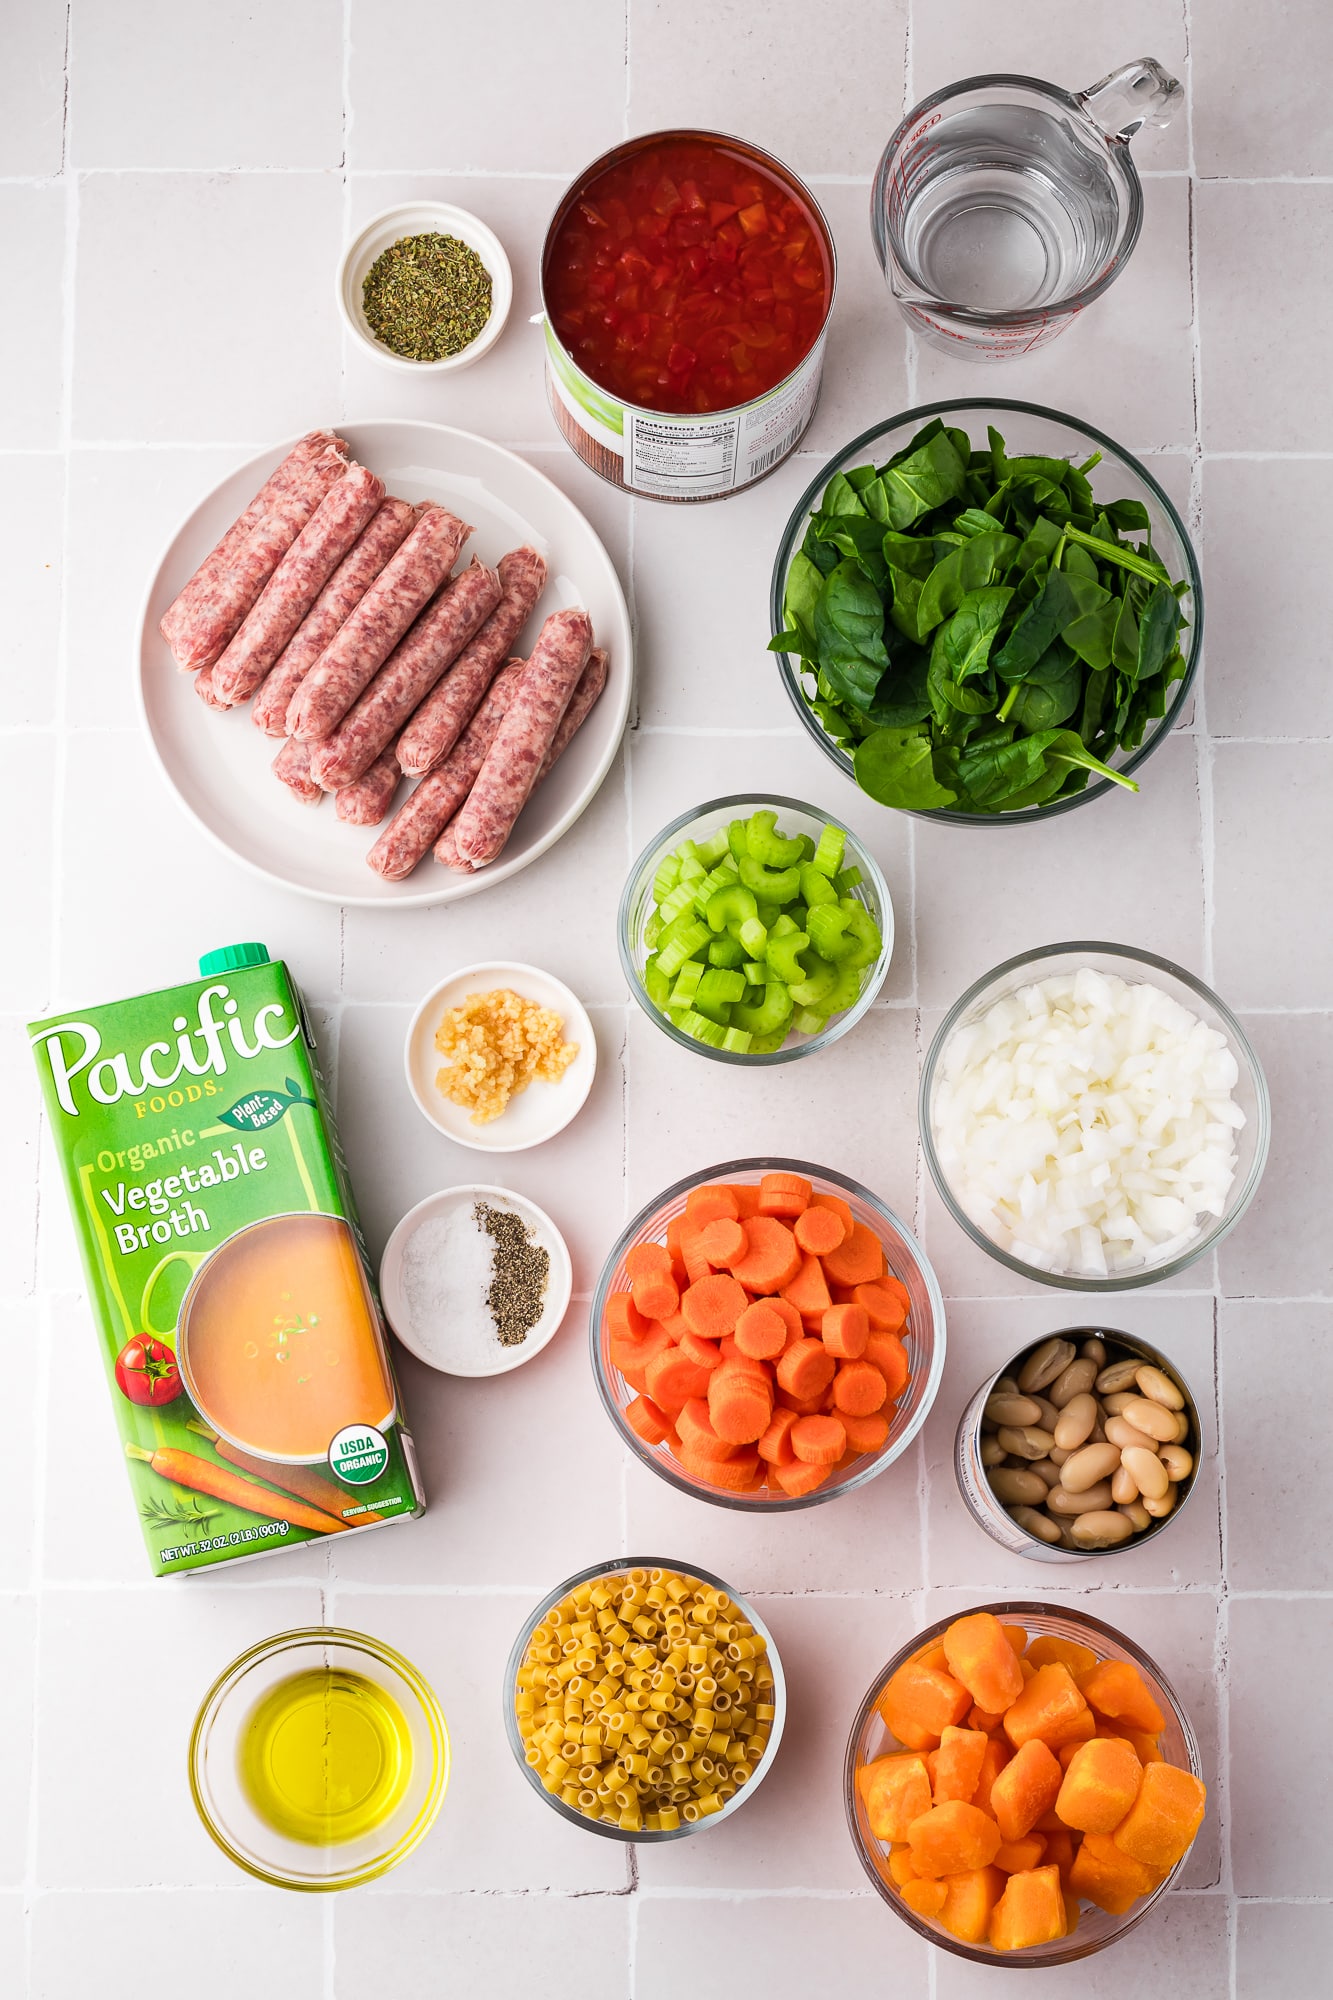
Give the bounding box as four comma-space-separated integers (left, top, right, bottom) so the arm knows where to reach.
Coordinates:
362, 231, 493, 361
475, 1202, 549, 1347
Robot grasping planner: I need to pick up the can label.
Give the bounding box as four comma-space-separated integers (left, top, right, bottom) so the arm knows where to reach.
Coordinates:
544, 317, 824, 500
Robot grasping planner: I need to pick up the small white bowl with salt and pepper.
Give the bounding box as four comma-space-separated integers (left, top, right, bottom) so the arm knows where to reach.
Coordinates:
380, 1185, 572, 1378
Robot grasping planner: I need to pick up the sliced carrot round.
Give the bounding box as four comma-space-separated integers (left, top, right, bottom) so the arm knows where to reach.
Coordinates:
646, 1346, 714, 1410
678, 1443, 761, 1491
853, 1278, 907, 1332
625, 1393, 671, 1446
684, 1184, 739, 1224
605, 1291, 650, 1343
865, 1330, 910, 1401
681, 1271, 748, 1341
757, 1406, 798, 1466
832, 1358, 887, 1416
625, 1241, 673, 1280
727, 1214, 802, 1294
699, 1216, 747, 1268
676, 1397, 739, 1461
791, 1413, 847, 1465
841, 1408, 891, 1454
758, 1171, 811, 1220
793, 1204, 846, 1256
776, 1336, 836, 1401
821, 1219, 887, 1288
808, 1190, 853, 1245
632, 1269, 680, 1321
734, 1299, 787, 1360
773, 1456, 832, 1497
678, 1329, 722, 1372
822, 1301, 869, 1359
707, 1367, 773, 1444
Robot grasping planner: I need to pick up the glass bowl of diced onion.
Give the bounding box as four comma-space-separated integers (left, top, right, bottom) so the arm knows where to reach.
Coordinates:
845, 1601, 1204, 1965
618, 794, 893, 1064
503, 1557, 787, 1841
921, 942, 1269, 1290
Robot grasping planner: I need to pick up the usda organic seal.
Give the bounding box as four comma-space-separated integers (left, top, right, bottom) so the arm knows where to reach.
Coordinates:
328, 1423, 390, 1486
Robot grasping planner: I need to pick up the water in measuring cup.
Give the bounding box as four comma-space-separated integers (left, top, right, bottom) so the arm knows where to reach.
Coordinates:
898, 103, 1121, 313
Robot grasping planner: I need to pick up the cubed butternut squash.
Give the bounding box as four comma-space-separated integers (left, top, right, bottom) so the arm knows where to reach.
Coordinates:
864, 1753, 933, 1842
972, 1734, 1012, 1816
1075, 1658, 1166, 1735
906, 1799, 1002, 1878
1111, 1760, 1206, 1872
1042, 1825, 1076, 1885
931, 1726, 990, 1805
877, 1658, 971, 1751
989, 1737, 1063, 1843
967, 1702, 1005, 1736
1067, 1830, 1163, 1915
944, 1612, 1026, 1715
1056, 1736, 1143, 1835
1098, 1721, 1163, 1765
1003, 1662, 1090, 1751
1024, 1634, 1098, 1678
987, 1863, 1066, 1952
994, 1834, 1046, 1874
900, 1877, 948, 1920
887, 1844, 920, 1887
937, 1865, 1005, 1944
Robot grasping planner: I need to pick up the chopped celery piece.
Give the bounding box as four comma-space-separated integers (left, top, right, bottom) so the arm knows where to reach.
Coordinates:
694, 826, 731, 865
823, 962, 864, 1013
738, 854, 802, 901
811, 823, 846, 876
694, 858, 739, 909
659, 907, 708, 951
742, 960, 767, 985
788, 953, 839, 1008
793, 1006, 828, 1036
659, 878, 699, 925
666, 1005, 690, 1027
696, 967, 746, 1011
787, 904, 809, 933
652, 854, 682, 901
669, 960, 705, 1007
679, 1008, 729, 1048
644, 910, 664, 949
705, 882, 758, 932
732, 980, 793, 1035
800, 863, 838, 908
721, 1026, 753, 1054
745, 809, 804, 868
707, 935, 745, 969
657, 921, 710, 978
755, 901, 781, 930
738, 916, 768, 959
771, 911, 799, 937
834, 865, 862, 894
677, 840, 701, 865
727, 818, 750, 861
764, 930, 809, 984
747, 1027, 790, 1054
837, 902, 882, 970
807, 904, 856, 961
798, 833, 817, 861
679, 854, 706, 883
644, 958, 671, 1008
741, 982, 765, 1007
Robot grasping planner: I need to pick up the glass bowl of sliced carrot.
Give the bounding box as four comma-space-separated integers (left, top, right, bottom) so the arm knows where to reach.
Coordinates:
619, 795, 893, 1065
590, 1157, 945, 1509
845, 1603, 1205, 1965
503, 1556, 787, 1841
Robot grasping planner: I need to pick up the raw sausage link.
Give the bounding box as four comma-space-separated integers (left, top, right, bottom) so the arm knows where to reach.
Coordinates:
309, 558, 501, 790
209, 464, 386, 706
288, 504, 471, 742
272, 736, 323, 806
193, 664, 230, 710
164, 445, 349, 672
434, 646, 609, 873
251, 497, 417, 736
452, 608, 593, 866
334, 747, 402, 826
160, 430, 346, 660
396, 545, 548, 775
366, 661, 526, 882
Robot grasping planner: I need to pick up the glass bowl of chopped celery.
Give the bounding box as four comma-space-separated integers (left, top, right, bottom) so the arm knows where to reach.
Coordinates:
770, 400, 1202, 825
921, 942, 1270, 1290
619, 795, 893, 1063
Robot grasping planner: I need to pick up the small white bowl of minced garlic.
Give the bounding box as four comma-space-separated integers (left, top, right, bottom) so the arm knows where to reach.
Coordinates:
380, 1186, 572, 1377
404, 961, 596, 1151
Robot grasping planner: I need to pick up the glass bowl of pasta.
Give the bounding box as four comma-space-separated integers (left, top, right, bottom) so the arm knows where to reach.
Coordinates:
590, 1157, 946, 1510
504, 1557, 787, 1840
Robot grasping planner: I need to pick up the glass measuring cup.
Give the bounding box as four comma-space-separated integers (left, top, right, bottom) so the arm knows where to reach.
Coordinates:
871, 60, 1181, 359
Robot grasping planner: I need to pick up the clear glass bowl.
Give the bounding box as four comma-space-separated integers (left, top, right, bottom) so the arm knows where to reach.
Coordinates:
188, 1627, 450, 1891
590, 1157, 946, 1510
502, 1556, 787, 1842
769, 400, 1203, 825
921, 942, 1269, 1290
845, 1601, 1204, 1965
618, 794, 893, 1066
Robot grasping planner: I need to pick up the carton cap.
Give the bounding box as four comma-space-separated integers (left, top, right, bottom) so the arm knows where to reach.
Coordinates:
198, 943, 270, 975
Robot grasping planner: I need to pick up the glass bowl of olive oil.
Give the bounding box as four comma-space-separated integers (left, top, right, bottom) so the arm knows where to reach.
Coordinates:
189, 1627, 450, 1891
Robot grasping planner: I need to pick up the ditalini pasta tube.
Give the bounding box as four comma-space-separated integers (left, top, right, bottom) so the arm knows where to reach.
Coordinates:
287, 503, 471, 742
208, 463, 386, 706
251, 496, 418, 737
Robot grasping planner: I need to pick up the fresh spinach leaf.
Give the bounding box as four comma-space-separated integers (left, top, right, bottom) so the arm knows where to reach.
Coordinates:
811, 558, 889, 709
879, 431, 968, 530
855, 727, 958, 809
992, 569, 1081, 680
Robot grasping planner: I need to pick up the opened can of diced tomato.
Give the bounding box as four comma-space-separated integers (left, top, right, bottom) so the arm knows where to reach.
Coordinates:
540, 130, 836, 502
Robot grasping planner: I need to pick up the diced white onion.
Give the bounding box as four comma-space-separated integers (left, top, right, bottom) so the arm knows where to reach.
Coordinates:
932, 970, 1244, 1277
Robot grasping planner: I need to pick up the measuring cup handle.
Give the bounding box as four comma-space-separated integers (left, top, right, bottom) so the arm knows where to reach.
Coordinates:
1078, 58, 1182, 141
139, 1248, 208, 1337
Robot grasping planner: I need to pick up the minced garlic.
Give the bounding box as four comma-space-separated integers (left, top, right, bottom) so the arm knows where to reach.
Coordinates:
433, 988, 578, 1125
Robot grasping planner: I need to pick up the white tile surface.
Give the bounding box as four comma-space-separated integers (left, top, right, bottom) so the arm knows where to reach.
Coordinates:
5, 3, 1332, 1991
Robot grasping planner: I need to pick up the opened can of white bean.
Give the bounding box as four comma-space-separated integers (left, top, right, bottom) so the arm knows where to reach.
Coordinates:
954, 1327, 1201, 1564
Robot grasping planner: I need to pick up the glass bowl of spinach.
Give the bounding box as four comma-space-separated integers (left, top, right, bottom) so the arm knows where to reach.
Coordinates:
769, 400, 1201, 823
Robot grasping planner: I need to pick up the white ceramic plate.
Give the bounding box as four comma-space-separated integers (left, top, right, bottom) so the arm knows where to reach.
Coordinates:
379, 1184, 573, 1377
138, 419, 632, 906
404, 960, 596, 1152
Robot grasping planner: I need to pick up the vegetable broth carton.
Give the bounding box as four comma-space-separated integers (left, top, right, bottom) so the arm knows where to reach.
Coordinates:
29, 943, 424, 1575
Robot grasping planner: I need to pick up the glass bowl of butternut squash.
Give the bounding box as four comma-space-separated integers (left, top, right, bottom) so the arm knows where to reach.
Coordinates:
590, 1157, 946, 1510
845, 1604, 1205, 1964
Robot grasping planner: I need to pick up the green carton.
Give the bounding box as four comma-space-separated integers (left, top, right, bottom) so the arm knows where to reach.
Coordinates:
29, 943, 424, 1575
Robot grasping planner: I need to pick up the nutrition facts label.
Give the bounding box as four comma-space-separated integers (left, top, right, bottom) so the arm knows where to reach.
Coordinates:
628, 415, 739, 494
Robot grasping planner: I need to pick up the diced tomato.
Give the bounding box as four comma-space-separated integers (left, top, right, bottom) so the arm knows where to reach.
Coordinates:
737, 202, 769, 236
709, 201, 739, 227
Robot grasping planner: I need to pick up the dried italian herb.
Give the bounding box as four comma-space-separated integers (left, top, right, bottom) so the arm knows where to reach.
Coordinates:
362, 232, 492, 361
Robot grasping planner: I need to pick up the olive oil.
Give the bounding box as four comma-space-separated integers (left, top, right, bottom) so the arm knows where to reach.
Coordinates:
239, 1667, 413, 1844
